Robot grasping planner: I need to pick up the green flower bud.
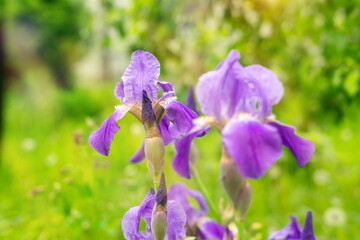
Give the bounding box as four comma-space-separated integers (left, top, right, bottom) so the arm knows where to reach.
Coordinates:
151, 173, 168, 240
145, 136, 165, 184
237, 181, 252, 221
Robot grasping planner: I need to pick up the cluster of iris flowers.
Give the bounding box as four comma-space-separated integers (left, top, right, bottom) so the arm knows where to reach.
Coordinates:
89, 50, 316, 240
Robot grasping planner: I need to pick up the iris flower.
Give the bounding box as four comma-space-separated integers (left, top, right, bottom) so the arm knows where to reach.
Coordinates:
188, 49, 315, 179
268, 211, 316, 240
121, 188, 187, 240
88, 50, 200, 166
168, 183, 233, 240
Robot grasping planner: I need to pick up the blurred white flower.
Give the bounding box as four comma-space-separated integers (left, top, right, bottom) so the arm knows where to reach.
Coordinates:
324, 207, 346, 227
313, 169, 330, 185
130, 122, 143, 136
21, 138, 37, 152
45, 153, 58, 167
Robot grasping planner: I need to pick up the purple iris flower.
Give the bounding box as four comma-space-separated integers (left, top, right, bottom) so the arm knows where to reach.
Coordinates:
88, 50, 198, 163
168, 183, 233, 239
190, 49, 315, 179
121, 188, 187, 240
268, 211, 316, 240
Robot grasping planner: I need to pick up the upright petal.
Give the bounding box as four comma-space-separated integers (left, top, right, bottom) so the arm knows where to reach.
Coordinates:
222, 117, 282, 179
268, 216, 302, 240
164, 101, 198, 135
244, 65, 284, 106
168, 184, 208, 223
121, 50, 160, 105
172, 129, 208, 179
158, 81, 175, 100
89, 106, 130, 156
300, 212, 316, 240
268, 121, 315, 167
129, 142, 146, 163
196, 50, 271, 123
165, 200, 187, 240
199, 219, 233, 240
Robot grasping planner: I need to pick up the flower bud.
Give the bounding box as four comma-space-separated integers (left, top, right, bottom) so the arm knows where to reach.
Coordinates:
151, 173, 168, 240
142, 90, 157, 131
219, 147, 252, 220
145, 136, 165, 184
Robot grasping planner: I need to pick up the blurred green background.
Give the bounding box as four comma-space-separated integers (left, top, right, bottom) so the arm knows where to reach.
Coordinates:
1, 0, 359, 239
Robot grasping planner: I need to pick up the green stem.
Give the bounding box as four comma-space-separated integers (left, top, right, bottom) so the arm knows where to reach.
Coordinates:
235, 214, 245, 240
193, 168, 221, 221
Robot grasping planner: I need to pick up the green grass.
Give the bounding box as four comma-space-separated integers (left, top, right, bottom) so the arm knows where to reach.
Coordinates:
1, 80, 359, 239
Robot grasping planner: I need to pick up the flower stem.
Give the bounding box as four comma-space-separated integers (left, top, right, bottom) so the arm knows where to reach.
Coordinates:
235, 213, 245, 240
192, 169, 221, 221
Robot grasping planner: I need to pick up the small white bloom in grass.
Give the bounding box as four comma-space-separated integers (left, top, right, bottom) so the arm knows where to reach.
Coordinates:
324, 207, 346, 227
21, 138, 37, 152
130, 122, 143, 136
313, 169, 330, 185
45, 153, 58, 166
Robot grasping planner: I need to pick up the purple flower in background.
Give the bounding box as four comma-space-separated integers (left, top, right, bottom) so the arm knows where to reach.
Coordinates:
168, 183, 208, 224
88, 50, 198, 163
190, 49, 315, 179
198, 219, 233, 240
268, 211, 316, 240
121, 188, 187, 240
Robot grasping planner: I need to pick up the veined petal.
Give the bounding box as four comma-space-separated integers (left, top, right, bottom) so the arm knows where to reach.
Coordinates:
222, 118, 282, 179
268, 121, 315, 167
120, 50, 160, 105
199, 219, 233, 240
168, 183, 208, 223
164, 101, 198, 135
158, 115, 179, 145
129, 142, 146, 163
268, 216, 302, 240
158, 81, 175, 100
244, 65, 284, 106
165, 200, 187, 240
172, 129, 208, 179
89, 106, 130, 156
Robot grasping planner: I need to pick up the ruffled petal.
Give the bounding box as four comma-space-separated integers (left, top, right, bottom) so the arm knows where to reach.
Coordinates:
172, 129, 208, 179
137, 190, 156, 227
244, 65, 284, 106
89, 106, 130, 156
268, 121, 315, 167
196, 50, 271, 123
165, 200, 187, 240
122, 206, 154, 240
300, 212, 316, 240
222, 117, 282, 179
129, 142, 146, 163
120, 50, 160, 105
199, 219, 233, 240
158, 81, 175, 100
164, 101, 198, 135
168, 183, 208, 223
268, 216, 302, 240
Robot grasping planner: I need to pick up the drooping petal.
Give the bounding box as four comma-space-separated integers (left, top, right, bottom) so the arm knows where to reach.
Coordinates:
222, 117, 282, 179
165, 200, 187, 240
172, 129, 208, 179
120, 50, 161, 105
158, 81, 175, 100
196, 50, 270, 123
186, 85, 199, 115
122, 206, 154, 240
164, 100, 198, 135
244, 65, 284, 106
268, 216, 302, 240
300, 212, 316, 240
268, 121, 315, 167
168, 184, 208, 223
129, 142, 146, 163
89, 106, 130, 156
199, 219, 233, 240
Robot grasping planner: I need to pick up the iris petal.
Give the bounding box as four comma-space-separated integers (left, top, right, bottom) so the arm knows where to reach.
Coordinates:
222, 118, 282, 179
268, 121, 315, 167
89, 106, 130, 156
